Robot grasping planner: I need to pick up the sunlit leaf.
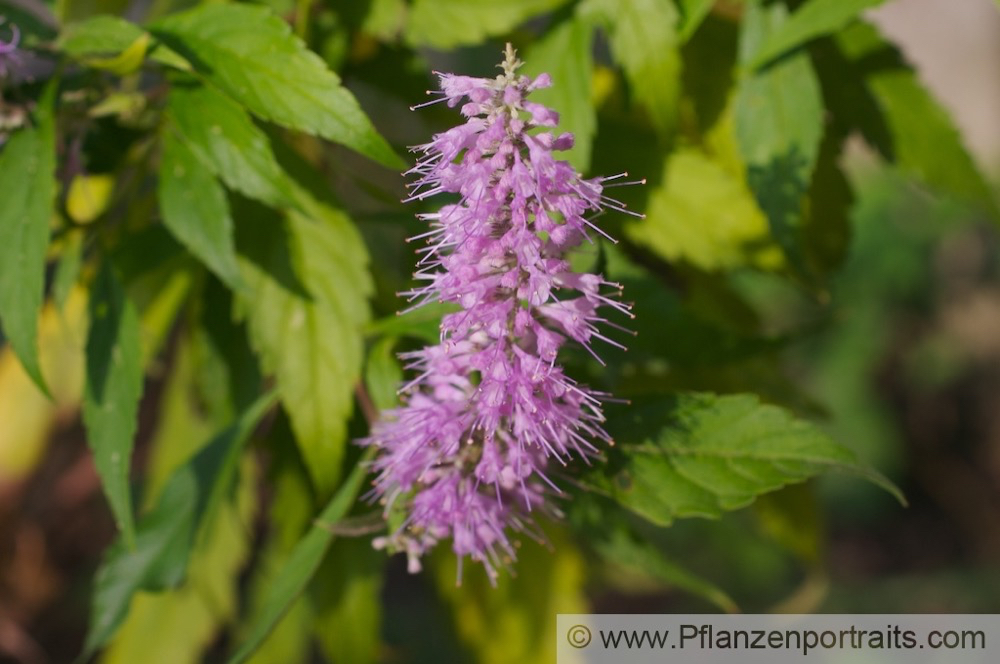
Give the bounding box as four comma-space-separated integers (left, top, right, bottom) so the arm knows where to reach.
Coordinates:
749, 0, 884, 69
406, 0, 569, 49
0, 83, 56, 393
583, 393, 904, 527
523, 15, 595, 171
626, 149, 778, 270
67, 174, 115, 224
734, 0, 824, 273
236, 201, 371, 493
158, 125, 241, 288
152, 4, 401, 168
167, 83, 293, 209
82, 263, 144, 548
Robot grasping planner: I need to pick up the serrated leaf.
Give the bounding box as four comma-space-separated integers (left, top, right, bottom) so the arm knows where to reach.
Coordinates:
59, 15, 189, 70
0, 83, 56, 393
735, 0, 824, 273
226, 455, 371, 664
82, 263, 144, 548
584, 393, 903, 526
236, 202, 371, 494
81, 392, 275, 658
151, 4, 401, 169
677, 0, 715, 42
158, 125, 241, 288
67, 174, 114, 224
832, 21, 998, 216
584, 0, 681, 136
406, 0, 570, 49
523, 16, 595, 171
626, 149, 778, 270
749, 0, 884, 69
167, 83, 293, 209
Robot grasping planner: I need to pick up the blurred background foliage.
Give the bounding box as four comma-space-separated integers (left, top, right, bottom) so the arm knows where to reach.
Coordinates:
0, 0, 999, 662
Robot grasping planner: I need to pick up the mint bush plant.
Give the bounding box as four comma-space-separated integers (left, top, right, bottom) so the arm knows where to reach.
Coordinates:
0, 1, 994, 662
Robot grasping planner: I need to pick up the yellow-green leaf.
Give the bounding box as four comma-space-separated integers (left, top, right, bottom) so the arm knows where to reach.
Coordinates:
67, 174, 115, 224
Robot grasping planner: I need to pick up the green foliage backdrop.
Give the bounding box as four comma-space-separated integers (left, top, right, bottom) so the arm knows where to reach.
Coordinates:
0, 0, 997, 662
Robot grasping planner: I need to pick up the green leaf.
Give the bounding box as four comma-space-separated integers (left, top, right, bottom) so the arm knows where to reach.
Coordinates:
589, 519, 739, 612
584, 0, 681, 137
584, 393, 903, 526
82, 263, 144, 547
151, 4, 401, 169
749, 0, 885, 69
167, 83, 293, 209
523, 16, 595, 171
236, 202, 372, 494
831, 21, 998, 215
364, 336, 402, 413
81, 392, 275, 658
226, 453, 371, 664
734, 0, 824, 273
406, 0, 570, 49
626, 149, 778, 270
158, 125, 242, 288
366, 301, 458, 342
432, 526, 588, 664
0, 83, 56, 393
677, 0, 716, 42
311, 539, 384, 664
59, 15, 190, 70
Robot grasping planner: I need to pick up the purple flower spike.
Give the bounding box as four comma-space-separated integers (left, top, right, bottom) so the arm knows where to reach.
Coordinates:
361, 44, 641, 584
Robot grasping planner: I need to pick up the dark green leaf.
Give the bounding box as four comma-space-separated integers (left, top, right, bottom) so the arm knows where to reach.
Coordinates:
226, 454, 371, 664
0, 83, 55, 393
236, 200, 372, 494
158, 125, 241, 288
735, 0, 824, 273
831, 21, 998, 216
677, 0, 715, 42
584, 393, 903, 526
59, 15, 189, 70
523, 16, 595, 171
589, 519, 739, 612
405, 0, 570, 49
80, 392, 275, 658
82, 263, 144, 547
167, 83, 293, 209
151, 4, 401, 169
749, 0, 884, 69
